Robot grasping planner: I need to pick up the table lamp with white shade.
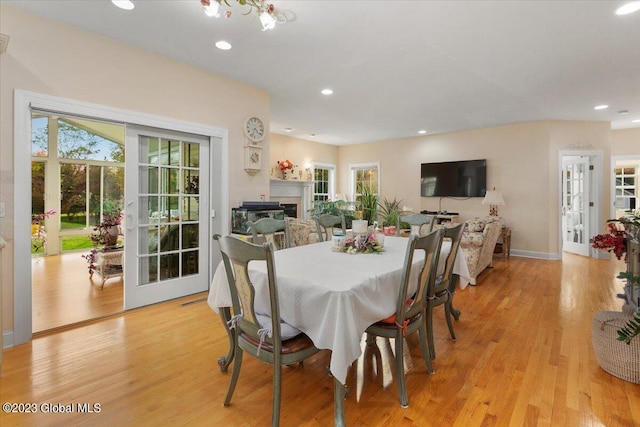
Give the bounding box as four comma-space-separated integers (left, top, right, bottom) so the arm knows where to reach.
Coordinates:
482, 188, 505, 216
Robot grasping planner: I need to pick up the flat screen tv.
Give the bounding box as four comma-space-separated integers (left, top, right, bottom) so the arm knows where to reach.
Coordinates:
420, 159, 487, 198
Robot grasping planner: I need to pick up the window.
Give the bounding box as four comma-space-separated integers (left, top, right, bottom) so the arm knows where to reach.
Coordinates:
350, 163, 380, 200
313, 163, 335, 202
615, 166, 637, 210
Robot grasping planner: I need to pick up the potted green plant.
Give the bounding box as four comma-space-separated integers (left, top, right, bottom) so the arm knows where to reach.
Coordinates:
358, 184, 377, 225
378, 197, 401, 235
310, 199, 357, 229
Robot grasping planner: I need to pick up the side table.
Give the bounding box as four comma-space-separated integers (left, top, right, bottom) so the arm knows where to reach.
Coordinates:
90, 247, 124, 288
494, 227, 512, 259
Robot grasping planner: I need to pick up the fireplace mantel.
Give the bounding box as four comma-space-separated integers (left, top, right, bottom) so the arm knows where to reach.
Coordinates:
270, 179, 313, 219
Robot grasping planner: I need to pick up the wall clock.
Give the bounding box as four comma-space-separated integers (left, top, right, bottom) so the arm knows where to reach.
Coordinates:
244, 116, 265, 144
244, 146, 262, 174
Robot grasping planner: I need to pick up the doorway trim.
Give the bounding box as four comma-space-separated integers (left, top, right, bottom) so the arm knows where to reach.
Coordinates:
13, 89, 229, 346
558, 150, 603, 259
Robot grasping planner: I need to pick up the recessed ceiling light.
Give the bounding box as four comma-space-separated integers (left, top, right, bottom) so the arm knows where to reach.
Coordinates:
284, 128, 293, 132
616, 1, 640, 15
309, 134, 316, 138
594, 104, 609, 110
111, 0, 135, 10
215, 40, 232, 50
321, 89, 333, 95
633, 119, 640, 123
619, 110, 630, 115
418, 130, 427, 134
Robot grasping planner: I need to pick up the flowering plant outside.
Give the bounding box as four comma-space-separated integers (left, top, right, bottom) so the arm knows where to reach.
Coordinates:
592, 222, 627, 260
340, 233, 383, 254
277, 159, 293, 172
82, 212, 123, 272
31, 209, 56, 253
32, 209, 56, 225
88, 212, 123, 246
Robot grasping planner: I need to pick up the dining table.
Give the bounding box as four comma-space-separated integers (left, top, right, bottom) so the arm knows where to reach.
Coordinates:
207, 235, 471, 426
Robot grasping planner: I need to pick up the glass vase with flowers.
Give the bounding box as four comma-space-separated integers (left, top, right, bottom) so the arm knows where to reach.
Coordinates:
277, 159, 294, 179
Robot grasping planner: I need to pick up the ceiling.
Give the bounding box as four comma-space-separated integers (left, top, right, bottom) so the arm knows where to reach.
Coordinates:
4, 0, 640, 145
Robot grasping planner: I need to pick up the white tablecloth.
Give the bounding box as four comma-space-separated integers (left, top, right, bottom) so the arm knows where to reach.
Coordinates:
208, 236, 470, 385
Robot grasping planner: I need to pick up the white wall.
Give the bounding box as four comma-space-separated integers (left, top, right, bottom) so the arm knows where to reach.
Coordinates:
338, 120, 612, 257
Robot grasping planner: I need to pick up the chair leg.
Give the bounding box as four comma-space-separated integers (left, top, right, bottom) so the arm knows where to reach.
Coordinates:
450, 303, 461, 321
444, 302, 457, 340
417, 322, 435, 375
426, 304, 436, 360
272, 362, 282, 427
217, 307, 235, 372
394, 334, 409, 408
224, 346, 243, 406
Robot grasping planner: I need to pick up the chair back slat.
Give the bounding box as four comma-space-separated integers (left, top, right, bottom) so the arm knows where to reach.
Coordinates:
398, 213, 435, 236
435, 223, 465, 295
248, 218, 287, 250
396, 228, 444, 322
314, 214, 346, 242
215, 234, 281, 347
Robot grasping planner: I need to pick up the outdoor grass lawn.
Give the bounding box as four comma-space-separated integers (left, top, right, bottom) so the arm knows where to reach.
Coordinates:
62, 235, 93, 251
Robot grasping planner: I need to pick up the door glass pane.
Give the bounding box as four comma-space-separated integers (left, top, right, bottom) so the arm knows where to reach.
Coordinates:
160, 253, 180, 280
138, 135, 201, 284
182, 197, 199, 221
182, 250, 199, 276
183, 143, 199, 168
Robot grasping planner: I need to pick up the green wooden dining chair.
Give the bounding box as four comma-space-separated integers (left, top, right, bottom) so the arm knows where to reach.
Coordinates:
426, 222, 465, 359
214, 234, 320, 427
314, 214, 346, 242
397, 213, 435, 236
248, 217, 288, 250
365, 228, 444, 408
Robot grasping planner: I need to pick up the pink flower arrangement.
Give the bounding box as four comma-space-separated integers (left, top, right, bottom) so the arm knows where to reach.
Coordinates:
277, 159, 293, 172
341, 233, 384, 254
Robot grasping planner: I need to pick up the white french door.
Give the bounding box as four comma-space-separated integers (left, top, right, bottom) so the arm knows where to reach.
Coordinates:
124, 124, 210, 309
562, 156, 591, 256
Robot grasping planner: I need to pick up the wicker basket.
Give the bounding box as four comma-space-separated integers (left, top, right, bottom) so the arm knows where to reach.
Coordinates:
592, 311, 640, 384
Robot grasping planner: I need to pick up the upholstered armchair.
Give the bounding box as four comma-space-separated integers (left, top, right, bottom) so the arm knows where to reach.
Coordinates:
459, 216, 504, 285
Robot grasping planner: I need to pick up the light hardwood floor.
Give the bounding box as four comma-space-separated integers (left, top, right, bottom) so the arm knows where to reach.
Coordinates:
32, 253, 123, 333
3, 253, 639, 426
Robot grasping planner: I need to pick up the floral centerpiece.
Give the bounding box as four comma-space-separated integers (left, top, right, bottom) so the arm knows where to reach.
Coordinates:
277, 159, 294, 179
31, 209, 56, 253
340, 233, 384, 254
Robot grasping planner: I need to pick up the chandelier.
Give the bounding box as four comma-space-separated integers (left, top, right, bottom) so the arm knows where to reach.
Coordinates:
200, 0, 287, 31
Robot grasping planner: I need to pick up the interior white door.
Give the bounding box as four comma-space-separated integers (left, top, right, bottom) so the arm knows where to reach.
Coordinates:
124, 125, 210, 309
562, 156, 591, 256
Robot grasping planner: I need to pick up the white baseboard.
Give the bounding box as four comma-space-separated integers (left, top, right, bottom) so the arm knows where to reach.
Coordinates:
3, 330, 14, 349
509, 249, 561, 260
